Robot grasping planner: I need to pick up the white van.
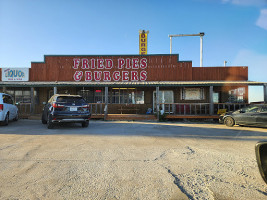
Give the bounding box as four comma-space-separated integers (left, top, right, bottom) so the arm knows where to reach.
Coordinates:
0, 93, 19, 125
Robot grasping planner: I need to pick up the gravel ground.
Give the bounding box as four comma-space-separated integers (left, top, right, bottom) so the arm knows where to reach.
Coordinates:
0, 120, 267, 200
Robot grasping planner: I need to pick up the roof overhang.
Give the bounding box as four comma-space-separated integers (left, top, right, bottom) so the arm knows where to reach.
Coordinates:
0, 81, 266, 87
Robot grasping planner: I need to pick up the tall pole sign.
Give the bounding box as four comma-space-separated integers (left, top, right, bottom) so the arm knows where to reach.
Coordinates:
139, 30, 149, 55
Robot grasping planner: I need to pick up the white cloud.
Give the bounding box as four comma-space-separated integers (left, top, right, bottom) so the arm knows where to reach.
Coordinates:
222, 0, 267, 6
256, 9, 267, 30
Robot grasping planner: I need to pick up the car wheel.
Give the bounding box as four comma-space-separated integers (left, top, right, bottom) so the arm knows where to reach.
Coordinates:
13, 112, 19, 121
3, 113, 9, 126
224, 117, 235, 127
82, 121, 89, 128
47, 115, 54, 129
42, 114, 47, 124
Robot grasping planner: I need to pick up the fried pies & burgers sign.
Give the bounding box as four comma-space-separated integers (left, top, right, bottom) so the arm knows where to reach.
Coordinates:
73, 58, 148, 82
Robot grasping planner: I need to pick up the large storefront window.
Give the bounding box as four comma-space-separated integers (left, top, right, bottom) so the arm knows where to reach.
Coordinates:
77, 88, 144, 104
6, 88, 37, 104
111, 88, 144, 104
228, 87, 245, 103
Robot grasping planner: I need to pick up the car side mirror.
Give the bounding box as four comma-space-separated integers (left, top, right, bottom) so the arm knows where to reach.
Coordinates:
255, 141, 267, 184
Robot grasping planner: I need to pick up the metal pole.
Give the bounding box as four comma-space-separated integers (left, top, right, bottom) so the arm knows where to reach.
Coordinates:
200, 35, 203, 67
53, 87, 57, 95
209, 86, 214, 115
2, 87, 6, 93
104, 87, 108, 121
169, 32, 205, 66
30, 87, 35, 114
264, 84, 267, 104
156, 86, 160, 121
170, 36, 172, 54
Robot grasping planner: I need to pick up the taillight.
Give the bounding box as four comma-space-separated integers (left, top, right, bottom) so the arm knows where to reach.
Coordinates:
82, 104, 90, 111
52, 103, 64, 108
0, 104, 3, 111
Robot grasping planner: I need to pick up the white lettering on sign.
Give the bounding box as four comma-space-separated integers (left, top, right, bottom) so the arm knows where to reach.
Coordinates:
73, 58, 148, 82
2, 68, 29, 81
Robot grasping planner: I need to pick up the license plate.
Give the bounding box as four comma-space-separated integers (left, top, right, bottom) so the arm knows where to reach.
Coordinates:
70, 107, 77, 111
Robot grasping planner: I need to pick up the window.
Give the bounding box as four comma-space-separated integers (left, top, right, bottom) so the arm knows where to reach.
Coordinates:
261, 106, 267, 112
111, 88, 144, 104
77, 89, 94, 103
6, 88, 35, 104
242, 105, 259, 113
3, 95, 13, 105
77, 88, 144, 104
181, 88, 205, 100
95, 90, 104, 103
213, 93, 219, 103
228, 87, 245, 103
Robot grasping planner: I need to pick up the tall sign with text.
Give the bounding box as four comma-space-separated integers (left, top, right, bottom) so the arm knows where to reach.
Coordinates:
139, 30, 148, 55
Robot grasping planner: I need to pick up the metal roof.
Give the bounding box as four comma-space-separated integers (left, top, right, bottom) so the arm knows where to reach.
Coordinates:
0, 81, 266, 87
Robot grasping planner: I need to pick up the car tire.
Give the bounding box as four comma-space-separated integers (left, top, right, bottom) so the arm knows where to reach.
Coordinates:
224, 117, 235, 127
82, 121, 89, 128
42, 114, 47, 124
3, 113, 9, 126
13, 112, 19, 121
47, 115, 54, 129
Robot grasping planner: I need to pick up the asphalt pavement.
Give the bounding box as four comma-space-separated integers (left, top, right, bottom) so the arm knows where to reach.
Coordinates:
0, 119, 267, 200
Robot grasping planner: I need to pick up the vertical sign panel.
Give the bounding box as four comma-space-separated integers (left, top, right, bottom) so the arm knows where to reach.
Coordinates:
139, 32, 147, 55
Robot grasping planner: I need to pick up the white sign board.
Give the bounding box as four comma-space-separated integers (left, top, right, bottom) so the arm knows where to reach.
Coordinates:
2, 68, 29, 81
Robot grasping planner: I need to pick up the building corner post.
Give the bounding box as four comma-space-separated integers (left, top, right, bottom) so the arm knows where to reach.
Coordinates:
2, 87, 7, 93
264, 84, 267, 104
30, 87, 35, 114
209, 86, 214, 115
104, 87, 108, 121
53, 87, 57, 95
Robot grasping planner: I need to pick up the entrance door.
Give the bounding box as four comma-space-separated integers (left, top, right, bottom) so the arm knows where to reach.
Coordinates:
153, 90, 174, 113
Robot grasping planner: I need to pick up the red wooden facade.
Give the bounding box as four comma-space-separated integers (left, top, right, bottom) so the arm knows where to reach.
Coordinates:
27, 54, 248, 82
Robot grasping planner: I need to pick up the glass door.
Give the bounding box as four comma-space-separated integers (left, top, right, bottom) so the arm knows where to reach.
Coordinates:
153, 90, 174, 113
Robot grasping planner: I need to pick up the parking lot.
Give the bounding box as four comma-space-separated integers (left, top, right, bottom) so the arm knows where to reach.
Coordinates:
1, 119, 267, 200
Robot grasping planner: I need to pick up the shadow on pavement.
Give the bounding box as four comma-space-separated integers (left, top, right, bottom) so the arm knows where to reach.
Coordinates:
1, 119, 267, 142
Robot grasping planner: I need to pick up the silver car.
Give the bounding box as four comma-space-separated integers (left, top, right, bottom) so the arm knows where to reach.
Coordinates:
0, 93, 19, 125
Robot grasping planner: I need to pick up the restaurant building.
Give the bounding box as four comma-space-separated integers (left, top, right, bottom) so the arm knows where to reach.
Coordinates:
0, 54, 266, 120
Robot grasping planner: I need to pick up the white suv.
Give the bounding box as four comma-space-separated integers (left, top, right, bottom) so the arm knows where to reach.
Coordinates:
0, 93, 19, 125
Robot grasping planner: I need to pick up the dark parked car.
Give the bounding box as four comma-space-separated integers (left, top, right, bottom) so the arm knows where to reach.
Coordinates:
219, 104, 267, 127
42, 94, 91, 129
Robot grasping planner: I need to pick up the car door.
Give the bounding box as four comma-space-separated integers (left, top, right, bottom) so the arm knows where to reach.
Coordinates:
43, 96, 54, 120
3, 95, 12, 119
8, 96, 17, 119
255, 106, 267, 127
234, 106, 260, 125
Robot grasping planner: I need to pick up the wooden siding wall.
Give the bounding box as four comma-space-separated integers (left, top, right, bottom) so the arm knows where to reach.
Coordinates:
29, 55, 192, 81
192, 67, 248, 81
29, 55, 248, 82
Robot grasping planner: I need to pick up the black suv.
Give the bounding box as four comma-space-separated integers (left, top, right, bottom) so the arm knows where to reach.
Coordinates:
42, 94, 91, 129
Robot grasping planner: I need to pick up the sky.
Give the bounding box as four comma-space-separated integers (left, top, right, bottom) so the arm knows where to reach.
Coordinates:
0, 0, 267, 102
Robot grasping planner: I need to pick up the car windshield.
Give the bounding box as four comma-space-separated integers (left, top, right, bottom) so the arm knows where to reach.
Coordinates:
56, 96, 86, 104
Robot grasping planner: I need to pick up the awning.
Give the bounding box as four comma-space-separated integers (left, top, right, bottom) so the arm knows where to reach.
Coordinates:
0, 81, 266, 87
